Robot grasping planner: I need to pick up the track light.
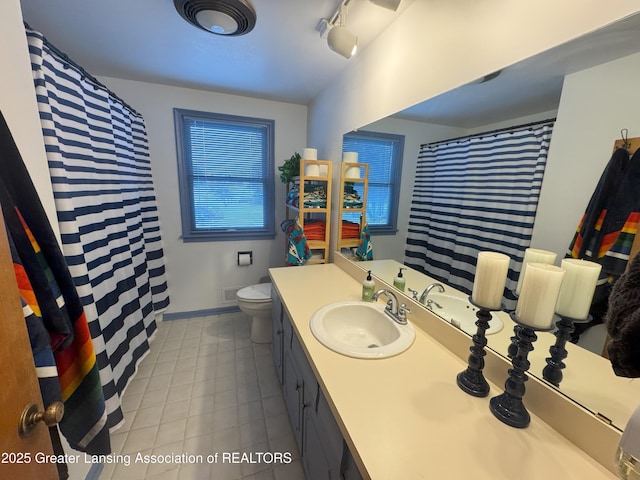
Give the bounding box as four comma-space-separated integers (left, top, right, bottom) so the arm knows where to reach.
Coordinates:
324, 3, 358, 59
369, 0, 401, 11
327, 25, 358, 59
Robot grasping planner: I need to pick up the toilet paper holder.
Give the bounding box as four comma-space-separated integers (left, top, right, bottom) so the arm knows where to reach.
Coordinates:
237, 251, 253, 266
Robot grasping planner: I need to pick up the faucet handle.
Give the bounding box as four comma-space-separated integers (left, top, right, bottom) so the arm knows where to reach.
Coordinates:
407, 288, 419, 301
398, 303, 411, 319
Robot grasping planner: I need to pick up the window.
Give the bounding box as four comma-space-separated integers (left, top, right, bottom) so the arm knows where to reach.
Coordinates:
342, 130, 405, 234
174, 109, 275, 241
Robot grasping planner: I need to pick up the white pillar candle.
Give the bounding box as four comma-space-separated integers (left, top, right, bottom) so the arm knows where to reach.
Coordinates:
555, 259, 601, 319
343, 151, 358, 163
471, 252, 510, 309
302, 148, 317, 160
515, 248, 557, 295
515, 263, 565, 329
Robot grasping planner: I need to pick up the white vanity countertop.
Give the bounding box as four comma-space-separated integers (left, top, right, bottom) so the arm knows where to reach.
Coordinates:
269, 263, 615, 480
361, 258, 640, 430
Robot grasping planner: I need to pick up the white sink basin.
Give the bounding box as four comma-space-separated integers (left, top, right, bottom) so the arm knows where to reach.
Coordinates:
427, 294, 503, 335
310, 301, 415, 359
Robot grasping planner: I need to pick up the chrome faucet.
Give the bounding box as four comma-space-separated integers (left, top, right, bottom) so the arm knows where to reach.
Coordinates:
419, 282, 445, 306
371, 289, 411, 325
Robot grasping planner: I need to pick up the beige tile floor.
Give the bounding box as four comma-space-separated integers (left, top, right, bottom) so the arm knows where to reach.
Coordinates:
99, 312, 304, 480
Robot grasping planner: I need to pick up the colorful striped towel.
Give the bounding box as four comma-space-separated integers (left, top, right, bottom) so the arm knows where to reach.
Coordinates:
0, 111, 110, 454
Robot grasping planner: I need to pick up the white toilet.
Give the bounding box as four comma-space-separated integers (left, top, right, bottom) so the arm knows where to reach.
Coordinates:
237, 283, 273, 343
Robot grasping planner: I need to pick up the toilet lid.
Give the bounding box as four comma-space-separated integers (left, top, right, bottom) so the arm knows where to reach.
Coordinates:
237, 283, 272, 301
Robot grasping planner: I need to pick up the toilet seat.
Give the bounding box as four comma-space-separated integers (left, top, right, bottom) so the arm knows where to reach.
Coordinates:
237, 283, 272, 303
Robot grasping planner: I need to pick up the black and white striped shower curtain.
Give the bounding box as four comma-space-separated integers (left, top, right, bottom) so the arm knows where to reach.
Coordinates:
27, 28, 170, 431
404, 122, 553, 309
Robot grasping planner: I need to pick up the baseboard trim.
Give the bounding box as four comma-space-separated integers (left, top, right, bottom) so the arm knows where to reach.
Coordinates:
163, 306, 241, 321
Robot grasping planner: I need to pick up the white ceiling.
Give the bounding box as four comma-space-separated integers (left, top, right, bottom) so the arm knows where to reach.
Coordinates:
18, 1, 640, 128
19, 0, 411, 105
396, 13, 640, 128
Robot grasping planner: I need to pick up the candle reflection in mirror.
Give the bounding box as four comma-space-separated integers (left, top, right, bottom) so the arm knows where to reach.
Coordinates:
543, 259, 602, 387
509, 248, 557, 359
457, 252, 509, 397
490, 263, 565, 428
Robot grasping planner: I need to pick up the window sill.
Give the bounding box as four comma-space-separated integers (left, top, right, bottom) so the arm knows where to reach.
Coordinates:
368, 227, 398, 236
182, 231, 276, 242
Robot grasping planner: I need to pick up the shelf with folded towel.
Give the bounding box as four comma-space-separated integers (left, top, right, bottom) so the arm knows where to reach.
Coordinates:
284, 159, 333, 265
337, 162, 369, 255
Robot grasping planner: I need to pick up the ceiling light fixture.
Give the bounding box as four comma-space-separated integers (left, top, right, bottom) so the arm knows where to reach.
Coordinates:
368, 0, 402, 11
174, 0, 257, 36
322, 2, 358, 59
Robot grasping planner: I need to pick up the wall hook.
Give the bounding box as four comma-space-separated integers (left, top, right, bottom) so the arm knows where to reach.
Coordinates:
621, 128, 630, 150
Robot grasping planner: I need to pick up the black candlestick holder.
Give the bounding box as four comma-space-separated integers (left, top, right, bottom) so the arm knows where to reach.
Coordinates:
456, 298, 501, 397
542, 315, 591, 387
489, 313, 553, 428
507, 325, 521, 359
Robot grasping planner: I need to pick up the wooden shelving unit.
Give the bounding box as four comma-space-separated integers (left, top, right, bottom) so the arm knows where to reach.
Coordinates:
337, 162, 369, 255
285, 159, 332, 264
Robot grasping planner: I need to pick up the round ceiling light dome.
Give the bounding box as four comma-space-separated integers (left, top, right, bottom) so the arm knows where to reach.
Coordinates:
174, 0, 257, 36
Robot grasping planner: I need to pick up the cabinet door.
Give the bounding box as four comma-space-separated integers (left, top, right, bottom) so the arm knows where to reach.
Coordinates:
316, 389, 344, 469
302, 409, 333, 480
271, 287, 284, 383
341, 445, 364, 480
282, 348, 304, 451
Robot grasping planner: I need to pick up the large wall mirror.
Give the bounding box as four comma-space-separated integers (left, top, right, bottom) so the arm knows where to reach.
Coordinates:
341, 13, 640, 432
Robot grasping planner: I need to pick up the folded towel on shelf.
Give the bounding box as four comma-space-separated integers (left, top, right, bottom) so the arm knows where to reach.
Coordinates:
302, 219, 326, 241
303, 185, 327, 208
341, 220, 360, 239
286, 184, 328, 209
343, 184, 363, 209
285, 184, 300, 208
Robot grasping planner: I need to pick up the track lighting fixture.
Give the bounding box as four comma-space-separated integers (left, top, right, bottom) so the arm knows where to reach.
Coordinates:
323, 3, 358, 59
318, 0, 402, 59
368, 0, 401, 11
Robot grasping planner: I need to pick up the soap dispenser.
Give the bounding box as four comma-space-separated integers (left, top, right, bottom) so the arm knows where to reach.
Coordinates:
362, 270, 376, 301
393, 267, 406, 292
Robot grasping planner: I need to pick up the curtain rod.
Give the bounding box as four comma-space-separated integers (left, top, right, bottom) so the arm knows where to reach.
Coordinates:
422, 117, 556, 149
24, 23, 142, 118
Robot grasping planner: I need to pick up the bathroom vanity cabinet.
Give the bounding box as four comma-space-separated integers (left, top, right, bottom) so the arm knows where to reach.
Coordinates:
284, 159, 332, 264
271, 285, 362, 480
269, 263, 617, 480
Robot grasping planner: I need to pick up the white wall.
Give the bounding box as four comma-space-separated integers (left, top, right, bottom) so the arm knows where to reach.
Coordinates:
99, 76, 307, 315
0, 0, 59, 239
532, 51, 640, 256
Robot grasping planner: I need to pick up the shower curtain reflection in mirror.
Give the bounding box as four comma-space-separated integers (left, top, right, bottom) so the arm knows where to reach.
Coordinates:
404, 121, 554, 310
